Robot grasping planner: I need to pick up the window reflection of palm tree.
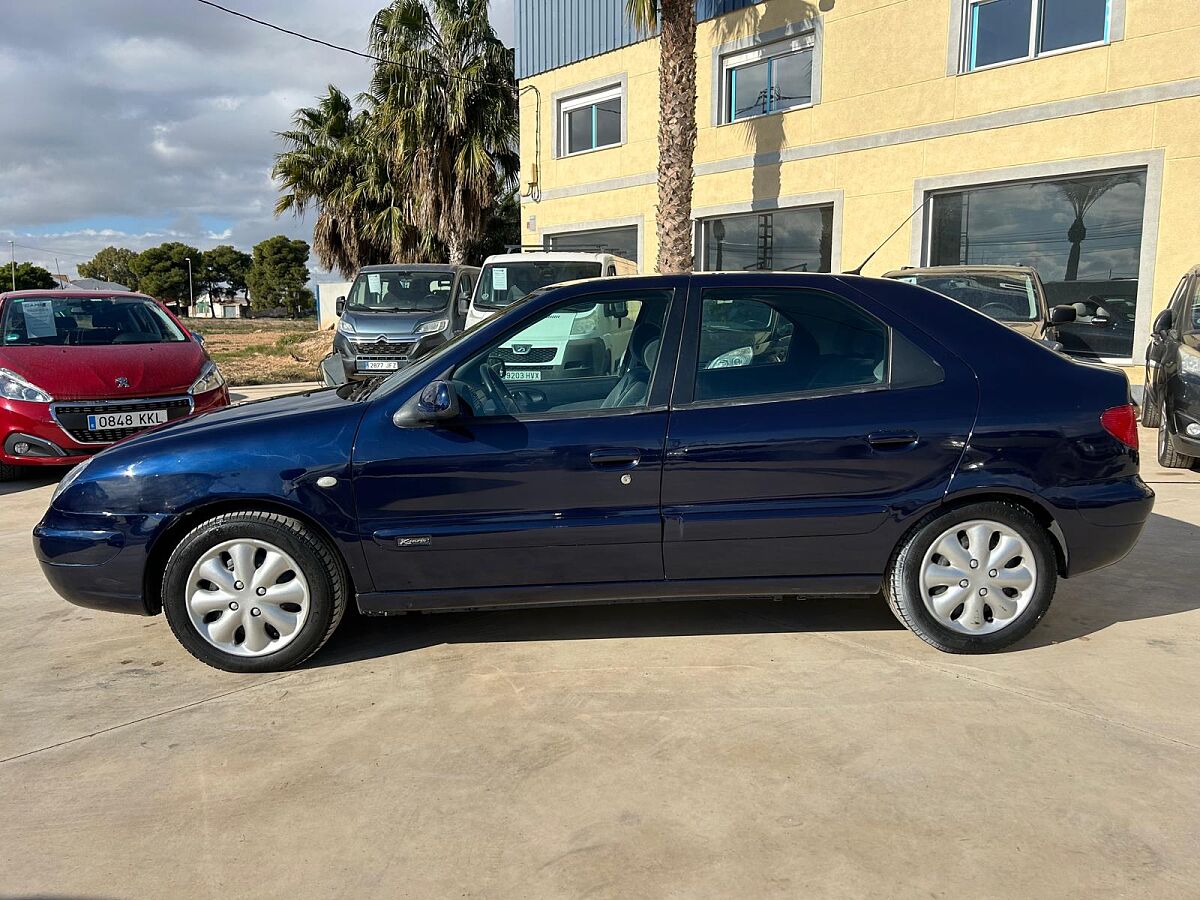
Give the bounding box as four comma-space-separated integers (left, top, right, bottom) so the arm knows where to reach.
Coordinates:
1055, 173, 1142, 281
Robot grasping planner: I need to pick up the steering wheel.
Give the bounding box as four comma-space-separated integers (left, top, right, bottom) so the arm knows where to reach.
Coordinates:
479, 360, 521, 415
980, 302, 1019, 318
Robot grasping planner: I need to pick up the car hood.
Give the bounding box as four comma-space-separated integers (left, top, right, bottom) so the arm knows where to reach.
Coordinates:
55, 386, 370, 515
343, 309, 448, 337
0, 342, 207, 400
1003, 321, 1043, 338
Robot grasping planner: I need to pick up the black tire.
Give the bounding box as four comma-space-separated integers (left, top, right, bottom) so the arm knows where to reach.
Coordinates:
1158, 404, 1192, 468
161, 511, 348, 672
885, 501, 1057, 654
1140, 397, 1161, 428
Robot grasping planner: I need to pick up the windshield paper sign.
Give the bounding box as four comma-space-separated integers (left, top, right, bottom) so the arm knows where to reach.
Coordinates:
367, 273, 382, 294
492, 267, 508, 291
23, 300, 57, 337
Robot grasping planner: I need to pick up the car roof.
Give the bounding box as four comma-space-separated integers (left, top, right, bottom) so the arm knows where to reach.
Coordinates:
480, 252, 623, 265
880, 265, 1039, 278
0, 289, 157, 302
356, 264, 476, 273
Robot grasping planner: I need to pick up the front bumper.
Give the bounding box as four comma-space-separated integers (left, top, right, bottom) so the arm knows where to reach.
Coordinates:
34, 507, 169, 616
1, 388, 228, 469
333, 331, 447, 380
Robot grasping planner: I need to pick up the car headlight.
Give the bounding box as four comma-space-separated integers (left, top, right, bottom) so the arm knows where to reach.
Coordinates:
1181, 350, 1200, 379
570, 309, 601, 338
0, 367, 53, 402
189, 361, 225, 395
52, 458, 91, 503
415, 319, 449, 335
338, 317, 357, 334
707, 346, 754, 369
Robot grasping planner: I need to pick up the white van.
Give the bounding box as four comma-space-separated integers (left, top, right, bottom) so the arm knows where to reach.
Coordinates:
464, 251, 637, 330
464, 251, 638, 382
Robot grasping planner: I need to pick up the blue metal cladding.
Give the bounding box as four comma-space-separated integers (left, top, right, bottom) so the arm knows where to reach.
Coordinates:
516, 0, 760, 78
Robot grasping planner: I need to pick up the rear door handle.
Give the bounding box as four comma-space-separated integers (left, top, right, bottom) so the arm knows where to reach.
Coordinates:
867, 431, 919, 450
589, 448, 641, 469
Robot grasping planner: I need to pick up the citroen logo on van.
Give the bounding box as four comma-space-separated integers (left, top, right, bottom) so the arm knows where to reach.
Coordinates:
376, 335, 389, 345
115, 377, 130, 389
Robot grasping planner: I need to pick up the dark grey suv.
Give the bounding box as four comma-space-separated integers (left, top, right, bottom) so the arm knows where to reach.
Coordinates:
1143, 264, 1200, 468
324, 264, 478, 383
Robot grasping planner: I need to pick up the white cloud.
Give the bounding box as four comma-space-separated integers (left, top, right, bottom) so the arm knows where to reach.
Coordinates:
0, 0, 516, 280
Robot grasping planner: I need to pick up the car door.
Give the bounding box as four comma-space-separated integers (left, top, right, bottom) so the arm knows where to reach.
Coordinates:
1146, 275, 1191, 408
660, 277, 978, 587
351, 283, 683, 599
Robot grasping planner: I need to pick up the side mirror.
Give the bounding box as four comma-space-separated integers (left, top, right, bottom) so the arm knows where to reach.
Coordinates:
1153, 308, 1174, 334
192, 331, 206, 345
457, 297, 470, 317
1048, 305, 1077, 325
336, 297, 345, 316
395, 380, 460, 427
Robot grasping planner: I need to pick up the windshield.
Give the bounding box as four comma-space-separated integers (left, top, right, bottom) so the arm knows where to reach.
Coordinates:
899, 273, 1041, 323
347, 270, 455, 313
0, 296, 187, 346
474, 261, 602, 310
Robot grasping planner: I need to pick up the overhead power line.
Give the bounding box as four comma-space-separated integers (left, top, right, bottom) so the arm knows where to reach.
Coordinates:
191, 0, 511, 89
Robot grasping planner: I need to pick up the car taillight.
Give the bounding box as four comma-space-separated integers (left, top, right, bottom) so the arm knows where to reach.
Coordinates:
1101, 404, 1139, 450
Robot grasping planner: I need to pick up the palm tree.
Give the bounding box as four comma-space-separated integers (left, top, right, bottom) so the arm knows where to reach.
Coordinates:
273, 86, 443, 277
626, 0, 698, 274
1054, 172, 1143, 281
368, 0, 519, 265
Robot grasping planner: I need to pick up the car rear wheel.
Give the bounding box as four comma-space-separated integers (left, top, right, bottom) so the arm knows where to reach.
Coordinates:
885, 502, 1056, 653
1158, 402, 1193, 469
162, 511, 348, 672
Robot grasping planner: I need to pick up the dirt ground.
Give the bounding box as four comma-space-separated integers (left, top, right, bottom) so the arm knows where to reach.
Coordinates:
180, 317, 333, 386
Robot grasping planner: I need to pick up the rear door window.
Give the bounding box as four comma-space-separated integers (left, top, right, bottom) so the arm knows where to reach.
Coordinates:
690, 288, 890, 403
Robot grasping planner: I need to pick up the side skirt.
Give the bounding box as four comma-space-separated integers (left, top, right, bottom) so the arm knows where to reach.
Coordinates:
356, 575, 882, 615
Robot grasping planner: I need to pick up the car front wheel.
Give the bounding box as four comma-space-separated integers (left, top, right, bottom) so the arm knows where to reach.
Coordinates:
161, 511, 348, 672
1157, 402, 1193, 469
886, 502, 1057, 653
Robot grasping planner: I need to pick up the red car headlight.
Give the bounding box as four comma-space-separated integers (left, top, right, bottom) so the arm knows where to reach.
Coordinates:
0, 367, 53, 403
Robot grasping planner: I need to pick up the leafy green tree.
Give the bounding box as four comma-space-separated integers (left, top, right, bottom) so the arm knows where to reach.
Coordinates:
247, 235, 312, 317
77, 246, 140, 290
199, 245, 252, 300
368, 0, 519, 265
5, 261, 56, 291
132, 242, 200, 304
474, 187, 520, 262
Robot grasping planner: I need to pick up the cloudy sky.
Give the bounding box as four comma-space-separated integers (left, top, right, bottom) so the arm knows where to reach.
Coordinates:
0, 0, 515, 283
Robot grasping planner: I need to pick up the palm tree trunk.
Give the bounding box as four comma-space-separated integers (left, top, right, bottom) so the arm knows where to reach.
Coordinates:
655, 0, 697, 274
446, 229, 465, 266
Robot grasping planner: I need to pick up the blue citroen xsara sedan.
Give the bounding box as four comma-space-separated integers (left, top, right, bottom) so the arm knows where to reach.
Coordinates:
35, 274, 1153, 671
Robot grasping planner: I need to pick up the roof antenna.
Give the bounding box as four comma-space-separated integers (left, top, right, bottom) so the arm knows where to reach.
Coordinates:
844, 197, 930, 276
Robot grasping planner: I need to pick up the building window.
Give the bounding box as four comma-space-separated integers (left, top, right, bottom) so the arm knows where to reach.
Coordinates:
722, 34, 815, 123
546, 225, 639, 266
964, 0, 1110, 71
699, 205, 833, 273
927, 168, 1147, 360
557, 84, 623, 156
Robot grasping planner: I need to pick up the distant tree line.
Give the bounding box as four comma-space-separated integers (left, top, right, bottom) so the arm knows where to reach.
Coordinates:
53, 236, 313, 317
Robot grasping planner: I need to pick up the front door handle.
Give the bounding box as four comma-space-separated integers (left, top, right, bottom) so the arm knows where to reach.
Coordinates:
589, 448, 641, 469
867, 431, 919, 450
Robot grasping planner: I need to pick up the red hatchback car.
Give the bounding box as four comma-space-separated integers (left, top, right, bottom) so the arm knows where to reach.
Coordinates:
0, 290, 229, 480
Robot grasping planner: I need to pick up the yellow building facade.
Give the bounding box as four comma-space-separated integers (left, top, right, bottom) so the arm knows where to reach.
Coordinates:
516, 0, 1200, 377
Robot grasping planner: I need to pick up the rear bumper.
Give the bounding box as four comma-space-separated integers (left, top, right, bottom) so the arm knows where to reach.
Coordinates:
1054, 477, 1155, 577
34, 507, 167, 616
1, 388, 227, 469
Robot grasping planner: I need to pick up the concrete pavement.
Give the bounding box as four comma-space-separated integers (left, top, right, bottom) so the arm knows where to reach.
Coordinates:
2, 428, 1198, 898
